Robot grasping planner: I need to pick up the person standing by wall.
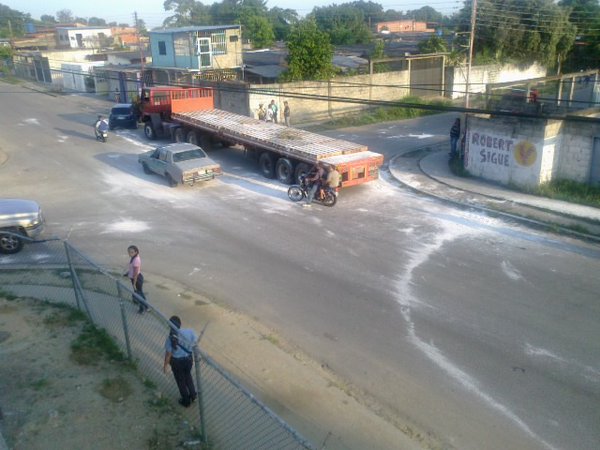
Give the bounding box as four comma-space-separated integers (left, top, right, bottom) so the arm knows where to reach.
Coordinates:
124, 245, 147, 313
163, 315, 198, 407
270, 99, 279, 123
266, 103, 274, 122
283, 101, 290, 127
257, 103, 266, 121
449, 118, 461, 159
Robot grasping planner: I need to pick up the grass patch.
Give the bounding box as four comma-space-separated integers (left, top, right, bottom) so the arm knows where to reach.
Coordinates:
32, 378, 50, 391
43, 307, 87, 328
99, 376, 132, 402
524, 179, 600, 209
147, 396, 174, 416
70, 322, 127, 366
261, 334, 279, 346
308, 96, 452, 131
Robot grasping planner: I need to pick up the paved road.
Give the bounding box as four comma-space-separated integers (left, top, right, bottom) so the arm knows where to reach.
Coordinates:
1, 84, 599, 450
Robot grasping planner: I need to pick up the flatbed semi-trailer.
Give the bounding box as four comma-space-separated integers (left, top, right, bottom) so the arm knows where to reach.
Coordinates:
140, 87, 383, 187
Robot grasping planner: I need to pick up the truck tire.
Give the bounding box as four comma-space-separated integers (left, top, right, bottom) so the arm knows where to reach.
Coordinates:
174, 128, 186, 143
0, 229, 24, 254
294, 163, 311, 184
275, 158, 295, 184
144, 123, 156, 140
186, 130, 199, 145
258, 152, 276, 179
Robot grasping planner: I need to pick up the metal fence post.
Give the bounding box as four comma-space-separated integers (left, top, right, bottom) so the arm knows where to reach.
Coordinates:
117, 281, 133, 361
193, 345, 207, 444
64, 241, 81, 311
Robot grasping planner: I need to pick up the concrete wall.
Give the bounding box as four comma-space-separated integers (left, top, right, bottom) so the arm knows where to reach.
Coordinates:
465, 115, 548, 187
248, 71, 411, 123
447, 63, 546, 99
465, 113, 600, 187
557, 119, 600, 183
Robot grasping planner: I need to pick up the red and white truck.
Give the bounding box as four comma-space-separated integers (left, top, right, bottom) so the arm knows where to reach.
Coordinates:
139, 86, 383, 187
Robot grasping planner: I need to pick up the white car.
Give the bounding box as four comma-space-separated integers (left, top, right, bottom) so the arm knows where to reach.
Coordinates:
0, 199, 45, 254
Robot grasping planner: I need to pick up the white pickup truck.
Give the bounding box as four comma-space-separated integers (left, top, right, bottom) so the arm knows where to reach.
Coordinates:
0, 199, 45, 254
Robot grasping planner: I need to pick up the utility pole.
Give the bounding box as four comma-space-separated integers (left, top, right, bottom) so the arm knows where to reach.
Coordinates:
465, 0, 477, 109
134, 11, 145, 95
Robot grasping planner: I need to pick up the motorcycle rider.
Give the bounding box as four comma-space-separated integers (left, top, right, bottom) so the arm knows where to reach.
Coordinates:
94, 115, 109, 141
304, 162, 326, 207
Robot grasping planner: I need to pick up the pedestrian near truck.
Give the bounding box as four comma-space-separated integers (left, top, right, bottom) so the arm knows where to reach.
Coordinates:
163, 315, 198, 407
124, 245, 147, 313
283, 101, 290, 127
449, 118, 461, 159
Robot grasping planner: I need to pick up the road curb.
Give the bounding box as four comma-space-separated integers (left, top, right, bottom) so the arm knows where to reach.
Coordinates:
388, 152, 600, 243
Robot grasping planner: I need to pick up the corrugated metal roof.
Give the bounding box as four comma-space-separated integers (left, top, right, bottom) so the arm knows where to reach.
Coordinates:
150, 25, 240, 34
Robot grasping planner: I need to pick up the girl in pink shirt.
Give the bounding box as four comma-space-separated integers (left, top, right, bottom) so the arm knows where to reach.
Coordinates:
127, 245, 147, 313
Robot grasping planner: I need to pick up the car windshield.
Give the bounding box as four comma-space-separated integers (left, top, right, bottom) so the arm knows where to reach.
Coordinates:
172, 149, 206, 162
112, 107, 131, 115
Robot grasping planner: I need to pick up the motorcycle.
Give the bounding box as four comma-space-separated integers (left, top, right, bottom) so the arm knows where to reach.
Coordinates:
287, 175, 338, 207
95, 119, 109, 143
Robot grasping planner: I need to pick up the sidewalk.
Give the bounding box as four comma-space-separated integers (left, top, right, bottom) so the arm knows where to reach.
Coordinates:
389, 143, 600, 241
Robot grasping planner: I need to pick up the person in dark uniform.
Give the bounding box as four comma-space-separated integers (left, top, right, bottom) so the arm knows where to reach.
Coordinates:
163, 316, 198, 407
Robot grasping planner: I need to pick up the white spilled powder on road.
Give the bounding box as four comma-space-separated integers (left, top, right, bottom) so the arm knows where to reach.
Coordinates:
394, 218, 557, 450
501, 260, 523, 281
102, 219, 150, 234
525, 343, 600, 384
19, 118, 40, 126
385, 133, 436, 140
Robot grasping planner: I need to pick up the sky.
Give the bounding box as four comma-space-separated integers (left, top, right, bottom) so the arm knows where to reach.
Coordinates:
3, 0, 461, 29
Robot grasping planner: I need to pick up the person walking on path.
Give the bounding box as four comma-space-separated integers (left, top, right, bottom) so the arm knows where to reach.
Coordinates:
283, 101, 291, 127
163, 315, 198, 407
449, 118, 461, 159
125, 245, 147, 313
270, 99, 279, 123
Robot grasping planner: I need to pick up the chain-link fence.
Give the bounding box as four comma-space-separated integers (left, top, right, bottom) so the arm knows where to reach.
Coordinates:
0, 238, 314, 450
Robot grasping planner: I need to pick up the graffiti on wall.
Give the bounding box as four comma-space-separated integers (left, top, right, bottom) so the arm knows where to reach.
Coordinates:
468, 131, 538, 168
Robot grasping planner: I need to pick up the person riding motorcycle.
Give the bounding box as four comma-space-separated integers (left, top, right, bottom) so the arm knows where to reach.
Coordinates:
304, 163, 326, 206
94, 115, 109, 140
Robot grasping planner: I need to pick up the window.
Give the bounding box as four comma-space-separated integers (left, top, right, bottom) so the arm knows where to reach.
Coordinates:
158, 41, 166, 56
211, 32, 226, 55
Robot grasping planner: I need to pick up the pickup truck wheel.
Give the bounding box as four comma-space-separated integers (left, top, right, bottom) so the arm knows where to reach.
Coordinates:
258, 152, 275, 179
186, 131, 199, 145
142, 163, 152, 174
166, 174, 178, 187
174, 128, 185, 143
0, 230, 24, 254
275, 158, 295, 184
294, 163, 311, 184
144, 123, 156, 140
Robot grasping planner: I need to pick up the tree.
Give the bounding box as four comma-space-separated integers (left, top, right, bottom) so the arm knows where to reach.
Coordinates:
558, 0, 600, 70
56, 9, 74, 23
418, 35, 448, 53
456, 0, 576, 68
268, 7, 298, 41
163, 0, 212, 27
405, 6, 443, 23
88, 17, 107, 26
281, 18, 335, 81
40, 15, 57, 24
243, 15, 275, 48
311, 4, 372, 45
0, 4, 31, 38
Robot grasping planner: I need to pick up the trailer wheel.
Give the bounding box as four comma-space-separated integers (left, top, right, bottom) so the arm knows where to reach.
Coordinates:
258, 152, 276, 179
200, 134, 211, 151
174, 128, 186, 143
186, 130, 199, 145
144, 123, 156, 140
294, 163, 311, 184
275, 158, 295, 184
